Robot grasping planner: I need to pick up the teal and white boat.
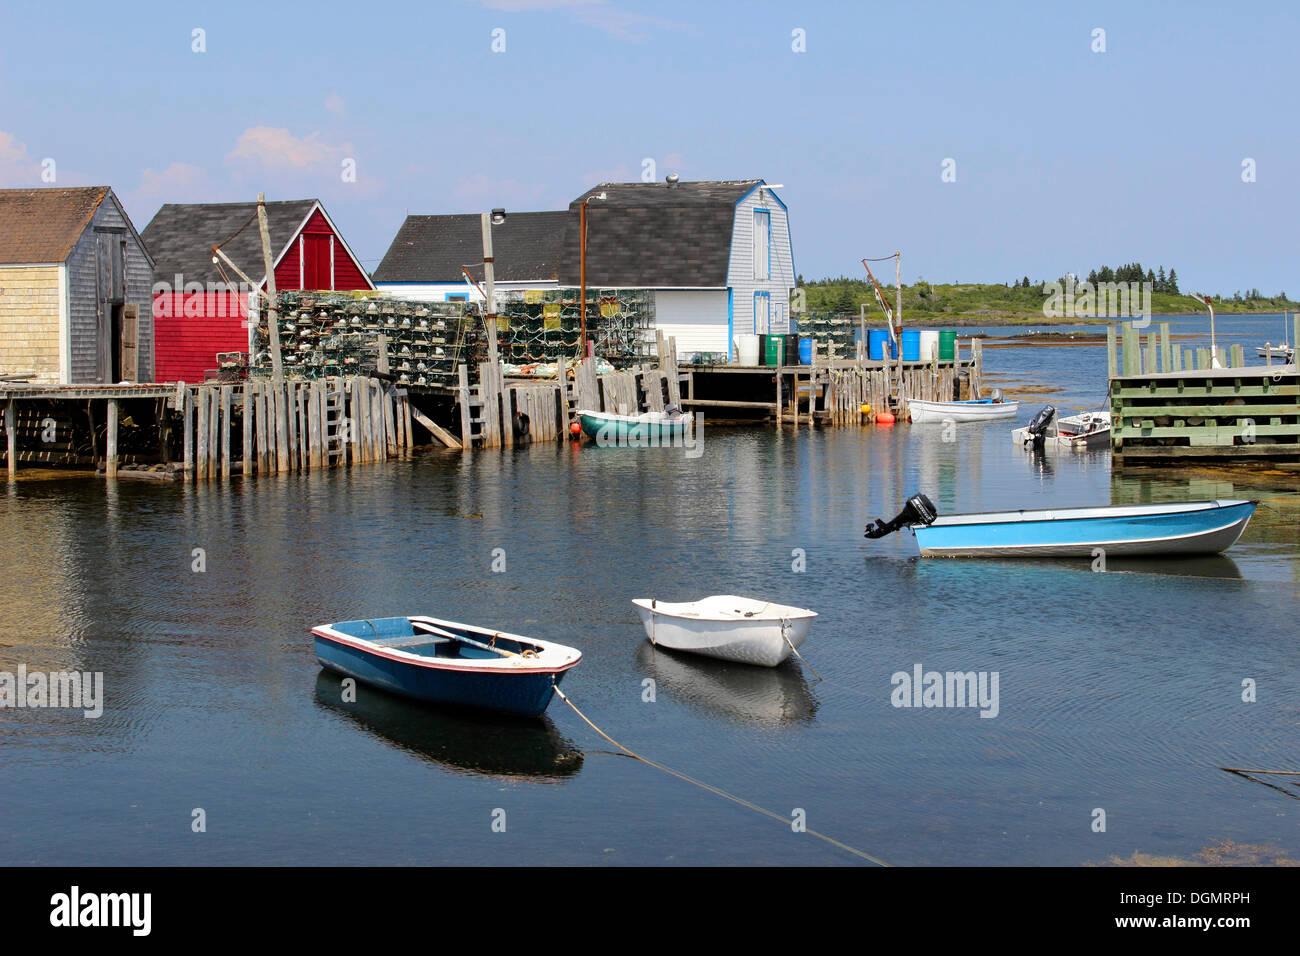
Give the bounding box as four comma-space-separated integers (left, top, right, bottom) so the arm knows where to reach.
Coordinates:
577, 408, 694, 446
865, 494, 1257, 558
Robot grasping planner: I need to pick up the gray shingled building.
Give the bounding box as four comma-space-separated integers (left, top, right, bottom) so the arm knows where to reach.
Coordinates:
373, 179, 795, 360
0, 187, 154, 384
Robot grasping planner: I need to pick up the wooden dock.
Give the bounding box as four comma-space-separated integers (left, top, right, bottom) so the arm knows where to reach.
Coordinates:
1108, 319, 1300, 470
2, 376, 419, 480
454, 334, 981, 448
4, 335, 985, 471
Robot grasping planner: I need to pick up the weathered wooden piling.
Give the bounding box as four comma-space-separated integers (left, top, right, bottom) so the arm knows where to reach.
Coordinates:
5, 398, 15, 478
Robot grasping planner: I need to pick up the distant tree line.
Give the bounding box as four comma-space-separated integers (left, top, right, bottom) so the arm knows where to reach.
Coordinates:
1012, 265, 1180, 293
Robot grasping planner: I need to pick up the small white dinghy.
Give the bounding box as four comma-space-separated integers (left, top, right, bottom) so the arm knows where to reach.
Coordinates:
631, 595, 817, 667
908, 398, 1019, 424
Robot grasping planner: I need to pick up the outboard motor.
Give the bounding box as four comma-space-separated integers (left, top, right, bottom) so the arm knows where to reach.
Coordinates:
864, 493, 938, 539
1024, 404, 1056, 450
990, 387, 1004, 403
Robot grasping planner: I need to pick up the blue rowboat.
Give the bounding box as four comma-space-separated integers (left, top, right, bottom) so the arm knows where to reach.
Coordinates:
311, 615, 581, 717
577, 408, 693, 445
865, 494, 1258, 558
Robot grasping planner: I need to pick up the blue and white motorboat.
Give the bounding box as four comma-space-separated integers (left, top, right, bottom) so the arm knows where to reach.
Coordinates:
864, 493, 1257, 558
311, 615, 581, 716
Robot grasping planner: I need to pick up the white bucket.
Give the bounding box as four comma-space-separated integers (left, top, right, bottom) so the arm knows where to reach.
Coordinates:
919, 330, 940, 361
734, 334, 760, 365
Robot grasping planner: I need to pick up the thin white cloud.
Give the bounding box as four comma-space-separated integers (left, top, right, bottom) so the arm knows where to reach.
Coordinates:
474, 0, 683, 39
135, 161, 210, 200
0, 130, 95, 188
325, 92, 347, 118
0, 130, 42, 186
451, 172, 548, 209
227, 126, 350, 170
581, 162, 635, 185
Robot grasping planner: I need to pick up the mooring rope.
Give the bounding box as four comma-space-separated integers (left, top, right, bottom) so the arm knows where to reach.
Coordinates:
781, 619, 823, 681
1257, 502, 1300, 527
552, 685, 889, 866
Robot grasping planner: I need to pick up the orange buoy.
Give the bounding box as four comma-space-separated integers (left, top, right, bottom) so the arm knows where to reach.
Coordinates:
876, 411, 895, 426
569, 420, 582, 436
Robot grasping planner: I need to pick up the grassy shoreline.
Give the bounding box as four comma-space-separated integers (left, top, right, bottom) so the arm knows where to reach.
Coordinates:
802, 280, 1297, 326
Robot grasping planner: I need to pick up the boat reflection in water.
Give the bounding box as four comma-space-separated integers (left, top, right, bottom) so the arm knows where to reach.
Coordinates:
910, 551, 1245, 583
636, 642, 818, 728
313, 672, 584, 782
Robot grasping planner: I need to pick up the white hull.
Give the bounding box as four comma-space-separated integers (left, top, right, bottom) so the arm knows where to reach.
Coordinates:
909, 399, 1019, 423
631, 595, 816, 667
1012, 411, 1111, 449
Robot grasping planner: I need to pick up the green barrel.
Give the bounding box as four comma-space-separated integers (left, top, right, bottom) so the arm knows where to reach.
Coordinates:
938, 329, 957, 361
764, 334, 784, 366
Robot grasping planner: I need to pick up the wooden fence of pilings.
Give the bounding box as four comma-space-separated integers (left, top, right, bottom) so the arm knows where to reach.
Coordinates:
179, 376, 415, 479
459, 332, 683, 450
2, 376, 427, 480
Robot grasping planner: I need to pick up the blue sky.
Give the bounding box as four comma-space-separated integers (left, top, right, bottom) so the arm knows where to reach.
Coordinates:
2, 0, 1296, 293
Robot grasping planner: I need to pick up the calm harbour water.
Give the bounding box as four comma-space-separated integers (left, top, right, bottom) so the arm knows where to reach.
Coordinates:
2, 325, 1298, 866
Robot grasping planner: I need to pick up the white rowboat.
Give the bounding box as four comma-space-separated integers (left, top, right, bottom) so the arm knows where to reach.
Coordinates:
631, 595, 817, 667
908, 398, 1019, 423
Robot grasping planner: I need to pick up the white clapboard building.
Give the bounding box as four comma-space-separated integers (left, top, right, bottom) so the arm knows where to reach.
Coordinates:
373, 178, 795, 361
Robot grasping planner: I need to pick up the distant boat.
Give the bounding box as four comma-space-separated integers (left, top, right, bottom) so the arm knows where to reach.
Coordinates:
311, 615, 581, 716
864, 493, 1257, 558
631, 595, 817, 667
577, 408, 693, 444
1257, 313, 1294, 362
1055, 410, 1112, 447
1012, 408, 1111, 449
1256, 344, 1294, 361
908, 398, 1019, 423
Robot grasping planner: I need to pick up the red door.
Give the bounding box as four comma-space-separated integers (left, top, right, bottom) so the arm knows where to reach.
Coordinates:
302, 235, 331, 290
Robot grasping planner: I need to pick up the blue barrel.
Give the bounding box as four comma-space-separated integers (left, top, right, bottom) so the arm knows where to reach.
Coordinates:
901, 329, 921, 362
868, 329, 895, 360
798, 337, 813, 364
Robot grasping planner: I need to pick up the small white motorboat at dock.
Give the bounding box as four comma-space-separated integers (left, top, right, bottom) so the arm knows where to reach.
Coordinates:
631, 595, 817, 667
1012, 406, 1111, 450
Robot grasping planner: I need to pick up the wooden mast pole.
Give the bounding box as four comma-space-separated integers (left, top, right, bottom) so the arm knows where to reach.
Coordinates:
579, 200, 588, 358
480, 212, 499, 366
256, 193, 284, 386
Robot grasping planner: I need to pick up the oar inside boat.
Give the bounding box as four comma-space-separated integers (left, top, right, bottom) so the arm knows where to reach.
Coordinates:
410, 619, 523, 658
864, 493, 938, 539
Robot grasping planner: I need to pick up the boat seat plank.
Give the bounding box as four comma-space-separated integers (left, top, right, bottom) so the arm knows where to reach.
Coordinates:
368, 634, 443, 648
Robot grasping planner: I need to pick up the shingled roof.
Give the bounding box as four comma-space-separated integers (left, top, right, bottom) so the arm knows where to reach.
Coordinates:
559, 178, 759, 283
142, 199, 319, 284
558, 180, 761, 287
373, 211, 568, 284
0, 186, 114, 264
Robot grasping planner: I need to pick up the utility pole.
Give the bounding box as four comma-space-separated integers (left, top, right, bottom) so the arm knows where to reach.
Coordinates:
578, 201, 588, 358
480, 212, 500, 366
256, 193, 284, 385
894, 251, 903, 399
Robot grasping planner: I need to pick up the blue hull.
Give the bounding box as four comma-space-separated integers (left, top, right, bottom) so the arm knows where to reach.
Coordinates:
914, 500, 1257, 558
313, 617, 576, 717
